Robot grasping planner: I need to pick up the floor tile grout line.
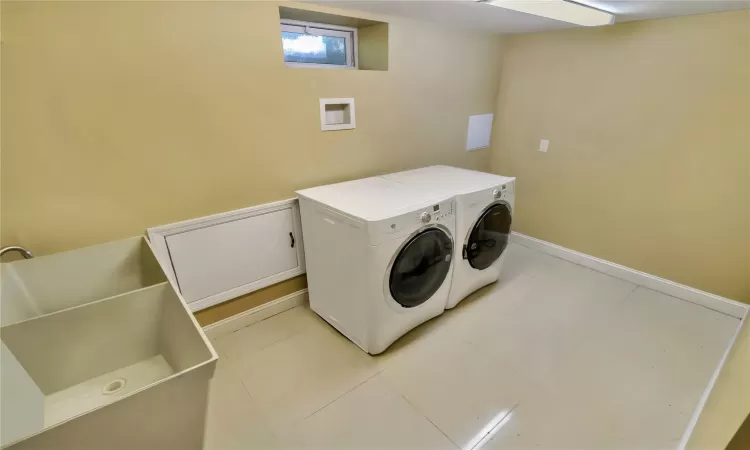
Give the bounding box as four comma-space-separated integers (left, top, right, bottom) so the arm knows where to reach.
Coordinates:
238, 367, 384, 437
513, 242, 636, 284
620, 284, 640, 302
299, 368, 385, 422
238, 377, 259, 404
620, 282, 739, 319
633, 286, 742, 319
226, 306, 300, 335
221, 333, 294, 365
515, 242, 741, 319
394, 387, 462, 450
218, 310, 316, 365
468, 403, 519, 450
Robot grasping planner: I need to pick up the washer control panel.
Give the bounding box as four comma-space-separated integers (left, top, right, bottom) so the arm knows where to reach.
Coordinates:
418, 199, 453, 224
369, 199, 454, 245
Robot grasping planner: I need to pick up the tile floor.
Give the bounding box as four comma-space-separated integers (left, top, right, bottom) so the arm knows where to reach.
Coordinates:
204, 243, 740, 450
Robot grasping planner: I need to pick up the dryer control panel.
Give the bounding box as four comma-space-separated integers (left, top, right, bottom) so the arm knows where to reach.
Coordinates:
415, 199, 453, 226
493, 180, 515, 206
464, 179, 516, 214
368, 198, 455, 246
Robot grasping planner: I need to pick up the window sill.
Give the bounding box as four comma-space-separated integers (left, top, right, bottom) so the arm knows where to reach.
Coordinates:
284, 62, 357, 70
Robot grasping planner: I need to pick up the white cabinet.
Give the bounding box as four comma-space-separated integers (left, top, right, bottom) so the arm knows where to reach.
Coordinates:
148, 199, 305, 311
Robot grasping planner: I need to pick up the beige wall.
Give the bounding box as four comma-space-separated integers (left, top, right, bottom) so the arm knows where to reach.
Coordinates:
1, 0, 3, 257
491, 10, 750, 302
0, 1, 502, 256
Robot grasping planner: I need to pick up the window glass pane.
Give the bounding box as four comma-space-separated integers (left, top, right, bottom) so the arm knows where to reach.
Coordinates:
281, 31, 347, 66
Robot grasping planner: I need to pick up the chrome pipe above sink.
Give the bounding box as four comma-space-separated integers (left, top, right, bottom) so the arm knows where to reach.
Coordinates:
0, 246, 34, 260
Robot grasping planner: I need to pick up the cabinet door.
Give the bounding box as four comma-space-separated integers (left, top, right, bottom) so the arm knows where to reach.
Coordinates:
166, 208, 299, 304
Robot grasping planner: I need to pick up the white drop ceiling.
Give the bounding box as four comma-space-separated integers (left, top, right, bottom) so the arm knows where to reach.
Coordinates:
313, 0, 750, 34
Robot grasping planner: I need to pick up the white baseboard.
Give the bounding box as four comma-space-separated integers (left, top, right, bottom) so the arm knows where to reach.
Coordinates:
202, 289, 308, 340
678, 306, 749, 449
510, 232, 748, 319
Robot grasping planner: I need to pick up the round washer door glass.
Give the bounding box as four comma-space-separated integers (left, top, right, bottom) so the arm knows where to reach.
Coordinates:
389, 228, 453, 308
466, 203, 512, 270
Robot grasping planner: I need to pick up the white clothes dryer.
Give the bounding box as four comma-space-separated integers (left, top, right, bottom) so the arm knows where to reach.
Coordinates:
382, 166, 515, 309
296, 176, 456, 354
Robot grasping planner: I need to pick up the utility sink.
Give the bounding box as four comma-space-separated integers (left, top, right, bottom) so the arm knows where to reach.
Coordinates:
1, 237, 166, 326
0, 237, 217, 449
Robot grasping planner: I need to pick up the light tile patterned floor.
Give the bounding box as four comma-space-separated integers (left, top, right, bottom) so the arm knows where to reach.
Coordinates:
204, 243, 739, 450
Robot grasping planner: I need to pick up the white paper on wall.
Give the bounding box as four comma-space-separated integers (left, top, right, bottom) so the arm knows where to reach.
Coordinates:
465, 114, 494, 151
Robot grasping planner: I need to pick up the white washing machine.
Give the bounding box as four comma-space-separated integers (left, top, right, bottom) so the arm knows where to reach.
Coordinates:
382, 166, 515, 309
296, 177, 456, 354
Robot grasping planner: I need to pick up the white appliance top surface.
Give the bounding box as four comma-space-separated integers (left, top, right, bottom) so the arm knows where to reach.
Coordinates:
296, 176, 451, 221
382, 166, 515, 195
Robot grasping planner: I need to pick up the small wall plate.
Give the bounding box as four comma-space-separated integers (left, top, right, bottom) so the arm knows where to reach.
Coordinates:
319, 98, 355, 131
466, 113, 494, 151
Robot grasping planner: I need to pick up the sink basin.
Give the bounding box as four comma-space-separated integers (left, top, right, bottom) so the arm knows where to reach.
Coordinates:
0, 238, 217, 449
1, 237, 167, 326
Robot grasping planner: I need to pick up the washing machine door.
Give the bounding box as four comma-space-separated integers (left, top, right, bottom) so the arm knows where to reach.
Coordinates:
465, 202, 512, 270
389, 228, 453, 308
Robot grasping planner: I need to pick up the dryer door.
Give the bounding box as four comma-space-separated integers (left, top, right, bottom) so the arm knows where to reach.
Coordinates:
389, 228, 453, 308
465, 203, 512, 270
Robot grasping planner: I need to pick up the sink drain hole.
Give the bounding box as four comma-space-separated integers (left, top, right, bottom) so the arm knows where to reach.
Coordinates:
102, 378, 126, 395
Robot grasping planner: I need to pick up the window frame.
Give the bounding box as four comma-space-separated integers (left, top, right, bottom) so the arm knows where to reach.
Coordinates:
280, 19, 358, 69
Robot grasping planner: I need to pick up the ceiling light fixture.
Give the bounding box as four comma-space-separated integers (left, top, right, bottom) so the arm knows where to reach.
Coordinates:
477, 0, 615, 26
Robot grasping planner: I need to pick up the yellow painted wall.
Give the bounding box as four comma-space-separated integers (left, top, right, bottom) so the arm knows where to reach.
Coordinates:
0, 0, 3, 258
1, 0, 3, 257
0, 1, 502, 256
491, 10, 750, 302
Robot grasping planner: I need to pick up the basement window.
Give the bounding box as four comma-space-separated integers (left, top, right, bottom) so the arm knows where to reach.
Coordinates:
281, 19, 357, 69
